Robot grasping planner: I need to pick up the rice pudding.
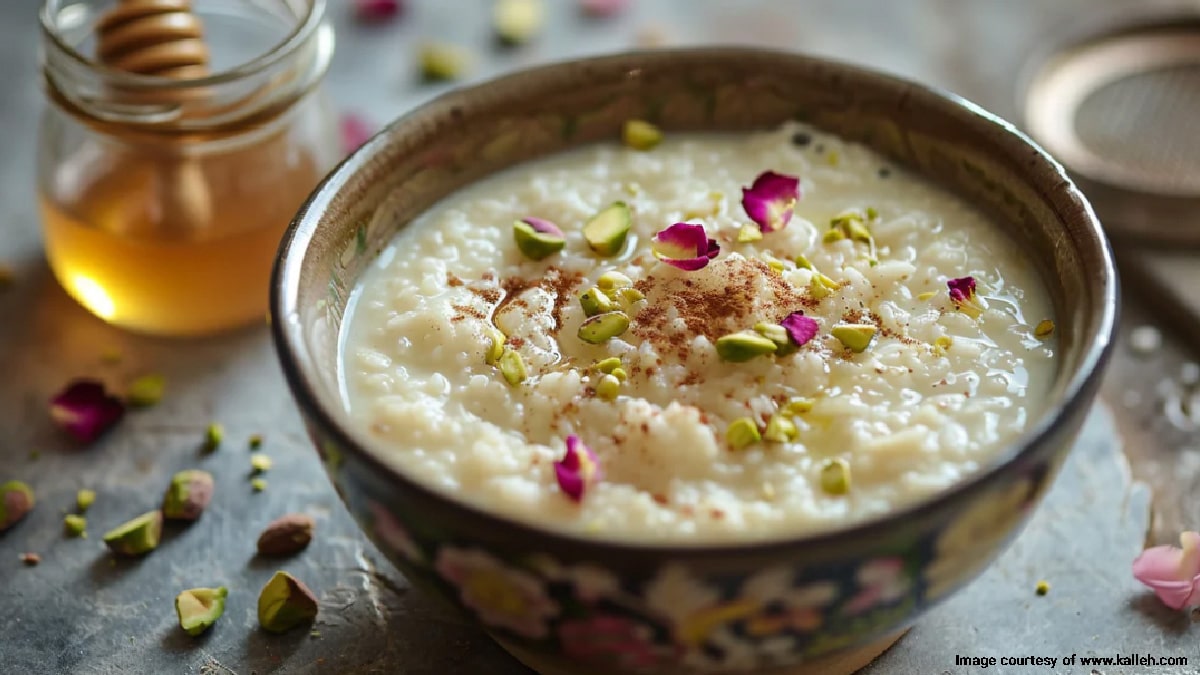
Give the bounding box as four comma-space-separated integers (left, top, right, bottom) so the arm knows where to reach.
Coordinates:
340, 123, 1056, 542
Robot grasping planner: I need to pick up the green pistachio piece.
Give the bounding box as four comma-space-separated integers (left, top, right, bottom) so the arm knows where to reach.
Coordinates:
847, 220, 873, 243
736, 224, 763, 243
76, 488, 96, 512
485, 326, 506, 365
808, 273, 841, 300
162, 469, 214, 521
715, 331, 777, 362
249, 434, 264, 449
419, 43, 471, 81
762, 255, 786, 274
763, 414, 798, 443
498, 349, 527, 386
579, 286, 617, 317
126, 374, 166, 407
1034, 319, 1055, 340
822, 229, 846, 244
594, 357, 622, 374
176, 586, 228, 637
622, 120, 663, 151
512, 220, 566, 261
831, 324, 877, 353
578, 311, 630, 344
251, 455, 273, 474
783, 397, 815, 416
493, 0, 544, 45
820, 458, 851, 495
204, 423, 223, 452
617, 288, 645, 304
794, 254, 814, 270
63, 514, 87, 538
597, 270, 633, 291
610, 367, 628, 382
103, 510, 163, 556
752, 322, 796, 355
595, 374, 621, 401
583, 202, 632, 257
917, 290, 937, 301
866, 207, 879, 220
935, 336, 953, 350
251, 478, 268, 493
726, 417, 761, 450
258, 571, 319, 634
0, 480, 35, 532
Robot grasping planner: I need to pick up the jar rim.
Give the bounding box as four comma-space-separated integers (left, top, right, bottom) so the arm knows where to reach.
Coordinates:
39, 0, 326, 88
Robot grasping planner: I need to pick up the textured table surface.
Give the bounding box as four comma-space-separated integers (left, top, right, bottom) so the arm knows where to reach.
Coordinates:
2, 1, 1199, 674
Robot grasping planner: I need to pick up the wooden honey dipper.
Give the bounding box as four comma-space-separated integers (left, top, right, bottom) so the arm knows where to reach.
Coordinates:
95, 0, 213, 231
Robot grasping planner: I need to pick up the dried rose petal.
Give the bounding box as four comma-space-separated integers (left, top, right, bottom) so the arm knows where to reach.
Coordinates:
742, 171, 800, 233
520, 217, 564, 238
49, 380, 125, 444
355, 0, 403, 23
580, 0, 629, 17
1133, 531, 1200, 610
947, 276, 977, 304
554, 435, 602, 503
340, 113, 375, 155
781, 312, 819, 347
650, 223, 720, 271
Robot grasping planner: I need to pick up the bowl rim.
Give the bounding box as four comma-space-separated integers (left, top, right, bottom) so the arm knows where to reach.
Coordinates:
271, 46, 1119, 557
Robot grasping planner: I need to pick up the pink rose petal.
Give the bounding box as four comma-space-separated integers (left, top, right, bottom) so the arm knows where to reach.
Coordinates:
355, 0, 404, 23
49, 379, 125, 444
947, 276, 977, 304
1133, 531, 1200, 610
554, 435, 602, 503
650, 223, 720, 271
741, 171, 800, 233
580, 0, 629, 18
520, 217, 565, 238
781, 312, 819, 347
340, 113, 375, 155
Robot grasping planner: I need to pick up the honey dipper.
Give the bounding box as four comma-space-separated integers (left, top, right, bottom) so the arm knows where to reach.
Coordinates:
95, 0, 213, 230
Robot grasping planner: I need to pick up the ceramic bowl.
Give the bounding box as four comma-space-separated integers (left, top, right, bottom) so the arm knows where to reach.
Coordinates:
271, 48, 1117, 675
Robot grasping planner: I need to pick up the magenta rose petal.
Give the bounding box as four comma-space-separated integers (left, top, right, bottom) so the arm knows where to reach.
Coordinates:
49, 379, 125, 444
651, 223, 720, 271
947, 276, 977, 304
554, 435, 602, 503
580, 0, 629, 18
741, 171, 800, 232
340, 112, 375, 155
781, 312, 819, 347
354, 0, 403, 23
1132, 531, 1200, 610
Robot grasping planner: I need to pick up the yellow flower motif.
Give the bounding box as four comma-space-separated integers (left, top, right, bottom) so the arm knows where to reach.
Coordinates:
924, 478, 1033, 600
434, 547, 559, 638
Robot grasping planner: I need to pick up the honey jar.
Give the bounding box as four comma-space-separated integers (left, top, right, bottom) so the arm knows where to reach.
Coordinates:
37, 0, 339, 335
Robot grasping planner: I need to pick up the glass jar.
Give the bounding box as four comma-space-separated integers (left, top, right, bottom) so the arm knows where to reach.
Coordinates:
38, 0, 338, 336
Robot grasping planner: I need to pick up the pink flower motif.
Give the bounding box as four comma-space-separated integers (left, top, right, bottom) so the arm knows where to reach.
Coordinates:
780, 312, 818, 347
435, 547, 560, 638
580, 0, 629, 18
49, 379, 125, 443
842, 557, 911, 615
1133, 531, 1200, 610
650, 223, 720, 271
354, 0, 404, 23
555, 435, 603, 502
741, 171, 800, 233
340, 112, 375, 155
559, 614, 676, 669
367, 501, 424, 564
947, 276, 976, 305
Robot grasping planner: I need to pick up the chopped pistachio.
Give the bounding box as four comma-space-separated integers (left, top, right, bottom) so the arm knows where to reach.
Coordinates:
175, 587, 228, 636
577, 311, 630, 344
126, 374, 166, 407
1034, 319, 1055, 340
917, 290, 937, 301
846, 220, 873, 243
251, 478, 268, 493
249, 434, 264, 449
579, 286, 617, 317
76, 489, 96, 512
793, 254, 814, 270
866, 207, 879, 220
597, 271, 633, 291
418, 43, 472, 81
485, 326, 506, 365
783, 397, 815, 416
763, 415, 798, 443
622, 119, 663, 151
594, 357, 622, 374
102, 510, 162, 556
820, 458, 851, 495
493, 0, 544, 45
808, 273, 840, 300
204, 423, 224, 452
513, 219, 566, 260
715, 331, 777, 362
935, 336, 953, 351
583, 202, 632, 257
753, 322, 796, 355
624, 182, 641, 196
822, 228, 846, 244
762, 254, 786, 274
162, 470, 214, 521
258, 571, 319, 634
251, 455, 273, 474
609, 367, 628, 382
736, 224, 763, 243
498, 349, 527, 386
1035, 580, 1050, 596
826, 150, 840, 166
617, 288, 645, 303
64, 514, 87, 538
595, 374, 621, 401
726, 418, 761, 450
831, 324, 877, 353
0, 481, 35, 532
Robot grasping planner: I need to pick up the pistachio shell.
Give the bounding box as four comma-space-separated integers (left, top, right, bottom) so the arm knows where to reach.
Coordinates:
583, 202, 632, 257
577, 311, 630, 344
715, 331, 777, 362
726, 417, 761, 450
831, 324, 877, 353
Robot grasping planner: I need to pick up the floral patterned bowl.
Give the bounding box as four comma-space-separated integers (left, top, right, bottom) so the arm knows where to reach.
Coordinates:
270, 49, 1117, 674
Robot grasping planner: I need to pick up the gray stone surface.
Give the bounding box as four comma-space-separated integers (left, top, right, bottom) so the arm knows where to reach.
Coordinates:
2, 1, 1199, 674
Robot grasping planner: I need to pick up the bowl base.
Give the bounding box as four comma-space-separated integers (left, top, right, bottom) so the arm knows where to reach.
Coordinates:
495, 629, 907, 675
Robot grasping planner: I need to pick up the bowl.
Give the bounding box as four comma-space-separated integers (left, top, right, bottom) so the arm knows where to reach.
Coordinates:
270, 48, 1117, 674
